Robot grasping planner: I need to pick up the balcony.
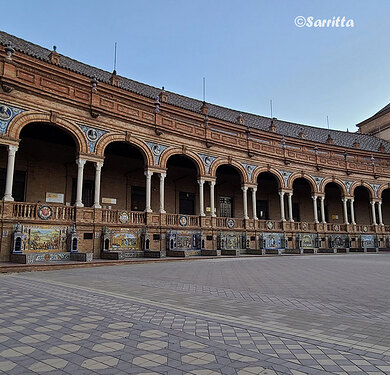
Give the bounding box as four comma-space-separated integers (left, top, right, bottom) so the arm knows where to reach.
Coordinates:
0, 201, 385, 235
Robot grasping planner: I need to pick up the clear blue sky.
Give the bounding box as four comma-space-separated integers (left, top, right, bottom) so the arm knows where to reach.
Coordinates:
3, 0, 390, 131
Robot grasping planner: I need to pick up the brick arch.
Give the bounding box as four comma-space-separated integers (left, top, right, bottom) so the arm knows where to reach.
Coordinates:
350, 181, 375, 199
7, 111, 88, 153
159, 148, 205, 176
209, 158, 248, 183
321, 178, 348, 197
378, 183, 390, 198
96, 133, 154, 167
289, 173, 318, 193
251, 166, 283, 187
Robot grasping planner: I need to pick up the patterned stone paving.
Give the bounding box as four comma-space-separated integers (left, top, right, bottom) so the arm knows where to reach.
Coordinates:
0, 254, 389, 374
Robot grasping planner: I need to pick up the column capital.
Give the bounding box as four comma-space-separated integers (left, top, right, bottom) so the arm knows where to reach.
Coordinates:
159, 172, 166, 179
279, 191, 285, 197
144, 170, 153, 177
312, 195, 318, 200
76, 158, 87, 167
287, 192, 293, 197
95, 161, 104, 169
209, 180, 216, 187
198, 178, 205, 185
8, 144, 18, 154
241, 186, 248, 192
251, 187, 257, 192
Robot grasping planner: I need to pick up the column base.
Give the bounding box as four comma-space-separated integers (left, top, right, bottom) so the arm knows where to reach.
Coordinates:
159, 209, 166, 214
75, 202, 84, 207
93, 204, 102, 209
145, 209, 152, 213
3, 195, 14, 202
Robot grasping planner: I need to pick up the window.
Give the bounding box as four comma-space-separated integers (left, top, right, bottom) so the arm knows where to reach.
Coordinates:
219, 197, 232, 217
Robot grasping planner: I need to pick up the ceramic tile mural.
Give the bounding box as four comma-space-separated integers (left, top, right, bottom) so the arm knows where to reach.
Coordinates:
261, 233, 285, 249
22, 225, 67, 252
111, 229, 141, 251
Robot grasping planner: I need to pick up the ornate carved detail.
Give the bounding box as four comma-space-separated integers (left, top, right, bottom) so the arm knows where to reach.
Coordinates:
312, 176, 324, 190
78, 124, 107, 153
0, 103, 25, 134
90, 109, 100, 118
370, 183, 380, 198
342, 180, 353, 195
1, 83, 13, 93
199, 153, 216, 174
146, 142, 168, 165
241, 163, 256, 181
279, 170, 292, 187
50, 111, 59, 124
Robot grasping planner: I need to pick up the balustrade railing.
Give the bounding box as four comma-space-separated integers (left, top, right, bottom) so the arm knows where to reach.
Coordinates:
101, 209, 145, 225
11, 202, 75, 221
165, 214, 200, 227
3, 201, 385, 235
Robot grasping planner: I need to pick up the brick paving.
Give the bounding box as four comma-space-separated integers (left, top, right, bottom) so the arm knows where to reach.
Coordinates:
0, 254, 389, 374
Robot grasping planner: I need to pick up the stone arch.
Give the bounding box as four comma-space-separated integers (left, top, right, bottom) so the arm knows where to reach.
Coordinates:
378, 183, 390, 199
7, 111, 89, 153
350, 181, 375, 199
289, 173, 318, 193
321, 178, 347, 196
251, 166, 283, 187
159, 147, 205, 176
209, 158, 248, 183
96, 133, 154, 167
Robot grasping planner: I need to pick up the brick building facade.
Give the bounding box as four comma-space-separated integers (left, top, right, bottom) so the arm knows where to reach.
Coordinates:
1, 30, 390, 263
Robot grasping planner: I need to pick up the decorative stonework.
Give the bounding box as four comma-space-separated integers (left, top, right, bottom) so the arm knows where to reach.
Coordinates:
370, 183, 380, 198
279, 170, 292, 187
146, 142, 168, 165
0, 103, 24, 134
79, 124, 107, 152
342, 180, 353, 195
312, 176, 324, 191
37, 205, 53, 220
199, 154, 216, 174
241, 163, 256, 181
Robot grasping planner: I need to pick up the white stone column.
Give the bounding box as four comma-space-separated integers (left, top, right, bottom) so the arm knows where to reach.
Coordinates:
279, 191, 286, 221
378, 201, 383, 225
287, 192, 293, 222
342, 198, 349, 224
320, 196, 326, 223
350, 198, 356, 225
75, 158, 86, 207
3, 145, 18, 201
198, 179, 205, 216
210, 181, 216, 217
159, 172, 166, 213
145, 170, 153, 213
242, 186, 249, 220
371, 200, 377, 225
252, 187, 258, 220
93, 161, 103, 208
312, 196, 319, 223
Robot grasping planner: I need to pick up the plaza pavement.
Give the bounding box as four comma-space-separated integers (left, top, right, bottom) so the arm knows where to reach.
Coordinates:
0, 254, 389, 374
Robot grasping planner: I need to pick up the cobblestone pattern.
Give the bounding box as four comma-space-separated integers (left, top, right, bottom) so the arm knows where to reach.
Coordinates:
0, 254, 389, 374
